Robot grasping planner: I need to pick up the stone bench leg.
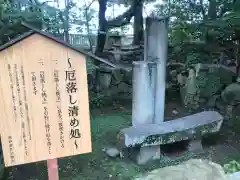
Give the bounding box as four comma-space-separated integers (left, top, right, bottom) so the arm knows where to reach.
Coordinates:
187, 139, 203, 153
137, 145, 161, 165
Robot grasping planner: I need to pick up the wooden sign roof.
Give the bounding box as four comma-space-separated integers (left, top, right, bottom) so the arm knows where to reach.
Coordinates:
0, 22, 116, 68
0, 22, 97, 167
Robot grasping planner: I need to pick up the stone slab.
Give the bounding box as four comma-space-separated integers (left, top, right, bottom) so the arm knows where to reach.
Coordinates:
117, 111, 223, 148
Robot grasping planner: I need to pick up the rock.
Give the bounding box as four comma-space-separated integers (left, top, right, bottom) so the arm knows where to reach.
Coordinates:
233, 104, 240, 117
167, 62, 185, 72
169, 70, 178, 83
170, 69, 177, 77
237, 77, 240, 83
199, 98, 207, 103
221, 83, 240, 105
112, 69, 123, 83
187, 139, 203, 153
110, 82, 132, 98
180, 69, 200, 109
103, 147, 120, 158
117, 82, 131, 94
186, 69, 197, 95
137, 146, 161, 165
225, 105, 233, 120
207, 95, 220, 108
177, 73, 187, 86
195, 68, 222, 98
195, 64, 236, 98
172, 109, 179, 115
98, 72, 112, 89
87, 73, 96, 91
135, 159, 228, 180
216, 97, 225, 112
180, 87, 199, 110
180, 63, 236, 109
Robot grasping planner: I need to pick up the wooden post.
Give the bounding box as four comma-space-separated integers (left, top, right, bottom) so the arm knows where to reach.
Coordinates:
47, 159, 59, 180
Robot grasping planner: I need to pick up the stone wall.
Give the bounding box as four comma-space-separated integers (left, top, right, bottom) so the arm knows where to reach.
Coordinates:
99, 67, 132, 98
89, 62, 187, 107
178, 63, 237, 113
89, 62, 239, 115
87, 66, 133, 108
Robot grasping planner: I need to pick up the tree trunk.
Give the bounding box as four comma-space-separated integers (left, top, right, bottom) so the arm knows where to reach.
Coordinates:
95, 0, 138, 55
208, 0, 217, 20
84, 0, 93, 52
133, 0, 143, 45
95, 0, 107, 57
235, 40, 240, 82
64, 0, 70, 43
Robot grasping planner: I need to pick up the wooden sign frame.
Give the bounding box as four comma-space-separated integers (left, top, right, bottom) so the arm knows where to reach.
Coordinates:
0, 23, 113, 167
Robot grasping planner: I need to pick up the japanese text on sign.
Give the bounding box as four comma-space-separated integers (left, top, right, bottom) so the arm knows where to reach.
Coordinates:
39, 59, 52, 155
54, 66, 65, 148
65, 58, 81, 149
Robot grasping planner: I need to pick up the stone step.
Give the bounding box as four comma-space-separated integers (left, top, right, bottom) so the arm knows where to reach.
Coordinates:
117, 111, 223, 148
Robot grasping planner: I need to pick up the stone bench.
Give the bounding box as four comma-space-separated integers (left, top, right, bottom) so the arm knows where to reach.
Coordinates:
117, 111, 223, 150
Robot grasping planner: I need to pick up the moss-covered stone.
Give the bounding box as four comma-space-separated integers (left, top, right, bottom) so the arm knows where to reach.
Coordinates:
221, 83, 240, 105
120, 120, 221, 149
196, 71, 222, 98
140, 121, 220, 147
180, 64, 236, 109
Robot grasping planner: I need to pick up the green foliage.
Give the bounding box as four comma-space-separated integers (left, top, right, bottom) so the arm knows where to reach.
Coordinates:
223, 160, 240, 174
89, 92, 106, 108
0, 0, 98, 45
86, 57, 97, 74
186, 54, 201, 65
72, 4, 97, 34
196, 71, 222, 98
152, 0, 240, 65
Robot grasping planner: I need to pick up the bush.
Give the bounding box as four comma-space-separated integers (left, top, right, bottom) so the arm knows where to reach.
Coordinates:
223, 160, 240, 174
89, 92, 106, 109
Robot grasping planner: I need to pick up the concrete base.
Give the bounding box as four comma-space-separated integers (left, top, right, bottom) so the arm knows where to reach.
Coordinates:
137, 145, 161, 165
187, 139, 203, 153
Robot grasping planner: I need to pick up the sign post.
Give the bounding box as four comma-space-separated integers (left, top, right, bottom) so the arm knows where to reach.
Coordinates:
0, 25, 94, 178
47, 159, 59, 180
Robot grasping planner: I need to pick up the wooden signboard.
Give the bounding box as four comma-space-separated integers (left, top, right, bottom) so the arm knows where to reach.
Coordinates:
0, 31, 92, 167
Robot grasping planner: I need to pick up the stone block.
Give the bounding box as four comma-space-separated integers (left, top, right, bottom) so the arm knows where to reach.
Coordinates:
117, 111, 223, 149
187, 139, 203, 153
137, 146, 161, 165
221, 83, 240, 105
